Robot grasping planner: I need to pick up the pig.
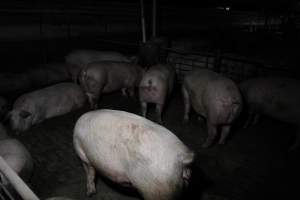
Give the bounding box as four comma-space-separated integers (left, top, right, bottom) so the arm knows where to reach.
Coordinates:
0, 124, 33, 187
7, 82, 86, 133
182, 69, 243, 148
26, 63, 74, 87
139, 64, 175, 124
65, 50, 132, 83
79, 61, 143, 109
73, 109, 194, 200
239, 77, 300, 151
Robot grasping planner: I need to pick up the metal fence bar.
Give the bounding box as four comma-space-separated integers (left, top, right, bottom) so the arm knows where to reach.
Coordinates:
0, 182, 16, 200
0, 156, 39, 200
166, 46, 296, 82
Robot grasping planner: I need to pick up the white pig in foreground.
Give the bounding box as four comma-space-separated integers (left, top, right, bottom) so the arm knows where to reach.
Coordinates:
7, 82, 86, 133
79, 61, 143, 109
0, 124, 33, 187
239, 77, 300, 151
182, 69, 243, 148
73, 109, 194, 200
65, 50, 132, 83
139, 64, 175, 123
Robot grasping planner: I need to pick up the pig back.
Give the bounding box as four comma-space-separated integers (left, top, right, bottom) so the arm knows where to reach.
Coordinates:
65, 50, 131, 67
84, 61, 143, 92
13, 82, 86, 120
183, 69, 217, 114
240, 77, 300, 123
184, 69, 242, 117
183, 69, 219, 95
74, 109, 194, 176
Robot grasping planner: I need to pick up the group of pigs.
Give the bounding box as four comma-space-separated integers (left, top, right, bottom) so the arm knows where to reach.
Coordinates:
1, 49, 300, 200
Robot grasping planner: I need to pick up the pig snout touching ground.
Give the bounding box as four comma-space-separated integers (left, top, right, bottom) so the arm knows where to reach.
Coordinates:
0, 124, 33, 187
239, 77, 300, 151
79, 61, 143, 109
182, 69, 243, 148
7, 82, 86, 133
139, 64, 175, 124
73, 109, 194, 200
65, 50, 132, 83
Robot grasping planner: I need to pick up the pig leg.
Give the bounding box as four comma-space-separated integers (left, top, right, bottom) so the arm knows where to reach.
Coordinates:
74, 140, 97, 195
156, 104, 163, 124
83, 163, 96, 196
218, 125, 231, 145
182, 86, 190, 122
202, 122, 218, 148
141, 101, 147, 117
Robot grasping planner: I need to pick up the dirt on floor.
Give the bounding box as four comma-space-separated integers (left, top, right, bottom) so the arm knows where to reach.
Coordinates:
5, 87, 300, 200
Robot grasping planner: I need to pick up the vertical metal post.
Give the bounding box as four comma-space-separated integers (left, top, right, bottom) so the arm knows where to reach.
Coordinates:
140, 0, 146, 43
152, 0, 157, 37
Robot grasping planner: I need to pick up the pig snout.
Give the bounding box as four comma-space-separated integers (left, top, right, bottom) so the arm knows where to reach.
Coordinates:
7, 110, 33, 133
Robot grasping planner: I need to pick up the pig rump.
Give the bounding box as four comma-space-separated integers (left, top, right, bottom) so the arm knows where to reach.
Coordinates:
73, 109, 194, 200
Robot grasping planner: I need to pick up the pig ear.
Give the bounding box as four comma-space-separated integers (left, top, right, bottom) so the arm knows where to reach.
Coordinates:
19, 110, 32, 118
181, 151, 195, 165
